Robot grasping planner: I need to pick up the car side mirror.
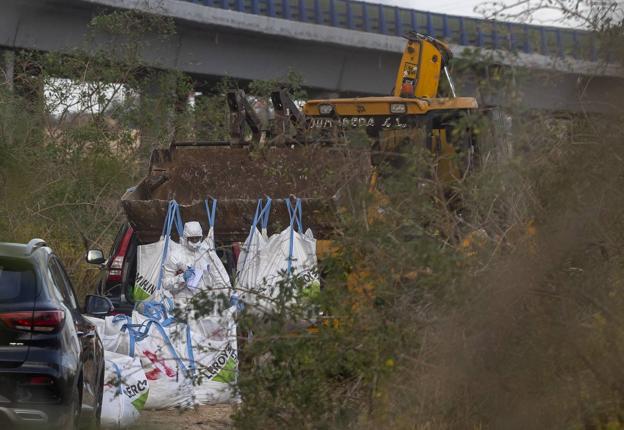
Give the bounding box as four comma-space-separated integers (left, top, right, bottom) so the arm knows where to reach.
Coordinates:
86, 249, 105, 265
84, 295, 114, 316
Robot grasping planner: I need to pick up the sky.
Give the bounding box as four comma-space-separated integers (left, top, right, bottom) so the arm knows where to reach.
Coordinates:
373, 0, 486, 17
362, 0, 579, 28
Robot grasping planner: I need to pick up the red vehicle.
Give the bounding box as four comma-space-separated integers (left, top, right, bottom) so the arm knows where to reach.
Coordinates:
88, 224, 137, 315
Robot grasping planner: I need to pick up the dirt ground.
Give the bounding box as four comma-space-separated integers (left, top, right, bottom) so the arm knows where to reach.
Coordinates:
130, 405, 233, 430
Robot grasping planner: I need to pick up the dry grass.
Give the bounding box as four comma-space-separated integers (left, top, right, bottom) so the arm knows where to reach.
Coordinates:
371, 115, 624, 429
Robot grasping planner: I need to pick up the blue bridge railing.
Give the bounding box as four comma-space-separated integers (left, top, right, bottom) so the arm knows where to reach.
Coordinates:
186, 0, 601, 62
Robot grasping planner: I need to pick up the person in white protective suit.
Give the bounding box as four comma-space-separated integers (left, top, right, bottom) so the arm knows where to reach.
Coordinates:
162, 221, 231, 306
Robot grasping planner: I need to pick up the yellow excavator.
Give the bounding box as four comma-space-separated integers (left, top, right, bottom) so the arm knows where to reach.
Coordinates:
121, 32, 478, 270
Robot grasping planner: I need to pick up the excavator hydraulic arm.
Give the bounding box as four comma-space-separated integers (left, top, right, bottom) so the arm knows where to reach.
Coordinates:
227, 89, 264, 147
271, 89, 307, 142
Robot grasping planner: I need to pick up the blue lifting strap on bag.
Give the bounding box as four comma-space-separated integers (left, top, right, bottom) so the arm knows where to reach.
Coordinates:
156, 201, 184, 293
240, 197, 272, 271
114, 314, 146, 358
204, 198, 218, 229
285, 198, 303, 275
109, 360, 123, 395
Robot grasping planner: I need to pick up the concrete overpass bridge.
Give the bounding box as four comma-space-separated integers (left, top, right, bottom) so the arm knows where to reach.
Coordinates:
0, 0, 621, 113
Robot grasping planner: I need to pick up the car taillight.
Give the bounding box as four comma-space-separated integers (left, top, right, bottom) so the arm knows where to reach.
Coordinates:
17, 375, 60, 404
28, 376, 54, 385
110, 256, 124, 270
0, 310, 65, 333
108, 227, 133, 283
107, 255, 124, 282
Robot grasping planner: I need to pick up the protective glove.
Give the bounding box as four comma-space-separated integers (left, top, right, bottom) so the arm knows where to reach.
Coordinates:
172, 274, 185, 289
230, 293, 245, 312
183, 267, 195, 283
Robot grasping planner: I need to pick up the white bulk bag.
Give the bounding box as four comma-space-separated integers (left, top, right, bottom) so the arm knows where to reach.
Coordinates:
192, 226, 233, 314
201, 199, 233, 299
100, 316, 133, 355
131, 319, 193, 410
249, 227, 318, 313
134, 239, 182, 302
236, 199, 271, 306
239, 199, 319, 314
190, 336, 238, 404
134, 201, 184, 302
86, 315, 133, 355
101, 351, 149, 428
236, 226, 269, 306
134, 310, 238, 406
184, 307, 239, 404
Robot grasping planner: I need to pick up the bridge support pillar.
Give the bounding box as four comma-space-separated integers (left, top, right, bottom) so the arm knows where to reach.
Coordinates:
137, 71, 194, 152
1, 49, 15, 91
137, 71, 178, 153
191, 80, 224, 141
5, 51, 46, 144
11, 51, 45, 110
191, 92, 213, 141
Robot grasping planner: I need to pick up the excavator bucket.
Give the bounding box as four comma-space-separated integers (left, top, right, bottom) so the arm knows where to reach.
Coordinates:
121, 142, 372, 243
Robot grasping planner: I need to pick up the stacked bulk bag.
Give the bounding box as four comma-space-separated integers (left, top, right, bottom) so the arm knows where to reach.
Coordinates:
131, 199, 239, 407
93, 308, 193, 411
185, 306, 239, 404
93, 198, 245, 416
86, 315, 134, 355
134, 302, 240, 406
101, 351, 149, 428
129, 319, 194, 410
236, 198, 319, 314
98, 316, 134, 355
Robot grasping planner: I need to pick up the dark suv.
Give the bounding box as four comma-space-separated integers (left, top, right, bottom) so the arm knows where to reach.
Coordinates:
0, 239, 110, 429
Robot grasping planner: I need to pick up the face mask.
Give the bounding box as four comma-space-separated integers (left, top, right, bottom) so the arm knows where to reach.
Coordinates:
187, 240, 201, 250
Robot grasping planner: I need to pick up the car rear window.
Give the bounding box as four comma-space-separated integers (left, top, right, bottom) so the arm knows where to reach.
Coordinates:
0, 258, 37, 303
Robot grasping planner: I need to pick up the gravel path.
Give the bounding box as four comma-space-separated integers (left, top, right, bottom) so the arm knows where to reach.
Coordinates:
130, 405, 233, 430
